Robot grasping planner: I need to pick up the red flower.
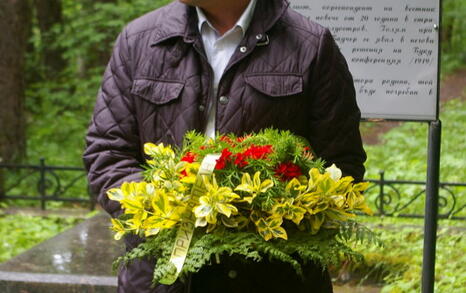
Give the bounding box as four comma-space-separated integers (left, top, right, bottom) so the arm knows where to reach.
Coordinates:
180, 152, 197, 177
243, 144, 273, 160
181, 152, 196, 163
215, 148, 233, 170
274, 162, 303, 181
233, 153, 249, 168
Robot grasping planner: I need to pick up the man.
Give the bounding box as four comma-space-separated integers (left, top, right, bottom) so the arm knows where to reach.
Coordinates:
83, 0, 367, 292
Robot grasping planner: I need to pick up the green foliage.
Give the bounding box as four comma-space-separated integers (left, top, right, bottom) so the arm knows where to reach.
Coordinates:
0, 214, 81, 262
115, 221, 379, 286
363, 98, 466, 217
25, 0, 170, 168
441, 0, 466, 74
14, 0, 172, 204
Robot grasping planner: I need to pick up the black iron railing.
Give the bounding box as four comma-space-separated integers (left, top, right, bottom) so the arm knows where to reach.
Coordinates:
0, 161, 465, 218
0, 158, 95, 210
366, 171, 465, 220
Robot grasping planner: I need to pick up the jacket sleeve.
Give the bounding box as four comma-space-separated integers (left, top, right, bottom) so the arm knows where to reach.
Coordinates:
307, 28, 367, 182
83, 27, 144, 218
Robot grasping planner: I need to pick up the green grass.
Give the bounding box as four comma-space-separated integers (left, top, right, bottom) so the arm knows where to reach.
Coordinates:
0, 213, 82, 263
344, 217, 466, 293
365, 98, 466, 181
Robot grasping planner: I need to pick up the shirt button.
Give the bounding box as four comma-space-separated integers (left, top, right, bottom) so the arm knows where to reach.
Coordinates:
198, 105, 205, 112
239, 46, 247, 53
228, 270, 237, 279
256, 34, 263, 40
219, 96, 229, 105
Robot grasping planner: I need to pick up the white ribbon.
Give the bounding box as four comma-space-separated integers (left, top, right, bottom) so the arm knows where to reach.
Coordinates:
159, 153, 221, 285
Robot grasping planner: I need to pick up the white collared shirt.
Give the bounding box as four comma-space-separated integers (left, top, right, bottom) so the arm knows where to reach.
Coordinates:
196, 0, 257, 138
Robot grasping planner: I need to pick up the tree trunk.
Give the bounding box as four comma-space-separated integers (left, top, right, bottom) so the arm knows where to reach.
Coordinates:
34, 0, 65, 77
0, 0, 31, 196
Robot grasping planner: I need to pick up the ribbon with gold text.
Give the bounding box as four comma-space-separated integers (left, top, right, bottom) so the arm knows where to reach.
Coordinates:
159, 153, 221, 285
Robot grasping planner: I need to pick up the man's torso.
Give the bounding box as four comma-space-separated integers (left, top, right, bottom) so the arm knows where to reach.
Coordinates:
123, 0, 326, 152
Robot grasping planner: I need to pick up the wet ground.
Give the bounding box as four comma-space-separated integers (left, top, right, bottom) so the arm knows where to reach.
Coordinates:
0, 213, 122, 292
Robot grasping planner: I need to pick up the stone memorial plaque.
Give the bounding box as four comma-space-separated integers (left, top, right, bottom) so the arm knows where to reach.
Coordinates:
290, 0, 440, 121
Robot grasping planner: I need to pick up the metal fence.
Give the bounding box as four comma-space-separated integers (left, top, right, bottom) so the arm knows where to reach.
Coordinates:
0, 158, 95, 210
367, 171, 466, 220
0, 160, 465, 219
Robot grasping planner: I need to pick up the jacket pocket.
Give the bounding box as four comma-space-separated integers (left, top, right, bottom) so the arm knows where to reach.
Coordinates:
130, 79, 185, 105
244, 73, 303, 97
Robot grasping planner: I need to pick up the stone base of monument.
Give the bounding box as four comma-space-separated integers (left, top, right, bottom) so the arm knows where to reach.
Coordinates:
0, 213, 123, 293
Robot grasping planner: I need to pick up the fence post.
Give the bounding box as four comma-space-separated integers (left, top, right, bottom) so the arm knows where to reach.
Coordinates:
422, 120, 441, 293
39, 158, 46, 210
379, 170, 385, 216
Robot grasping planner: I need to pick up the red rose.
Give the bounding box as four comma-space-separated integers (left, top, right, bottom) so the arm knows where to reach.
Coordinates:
274, 162, 303, 181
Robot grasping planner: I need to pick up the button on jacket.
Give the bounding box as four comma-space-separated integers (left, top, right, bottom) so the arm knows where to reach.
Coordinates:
83, 0, 367, 292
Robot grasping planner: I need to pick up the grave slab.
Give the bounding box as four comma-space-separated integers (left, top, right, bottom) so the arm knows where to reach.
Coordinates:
0, 213, 123, 292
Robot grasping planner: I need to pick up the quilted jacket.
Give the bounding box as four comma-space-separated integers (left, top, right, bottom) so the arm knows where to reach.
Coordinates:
83, 0, 366, 292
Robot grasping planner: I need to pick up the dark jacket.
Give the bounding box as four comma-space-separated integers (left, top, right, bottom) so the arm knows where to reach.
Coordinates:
83, 0, 366, 292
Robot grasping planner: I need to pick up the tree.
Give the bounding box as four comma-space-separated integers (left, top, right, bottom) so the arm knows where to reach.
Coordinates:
0, 0, 31, 196
34, 0, 65, 77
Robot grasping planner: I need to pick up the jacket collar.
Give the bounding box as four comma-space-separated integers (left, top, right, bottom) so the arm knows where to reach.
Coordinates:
196, 0, 257, 38
149, 0, 289, 47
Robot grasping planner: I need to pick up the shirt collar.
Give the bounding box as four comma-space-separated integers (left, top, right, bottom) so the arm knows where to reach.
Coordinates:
196, 0, 257, 36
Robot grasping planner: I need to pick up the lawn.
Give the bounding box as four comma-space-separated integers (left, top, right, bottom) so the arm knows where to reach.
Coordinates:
0, 213, 83, 263
342, 217, 466, 293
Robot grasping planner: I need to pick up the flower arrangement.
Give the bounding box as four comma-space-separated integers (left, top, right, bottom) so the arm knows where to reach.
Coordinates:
108, 129, 376, 285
